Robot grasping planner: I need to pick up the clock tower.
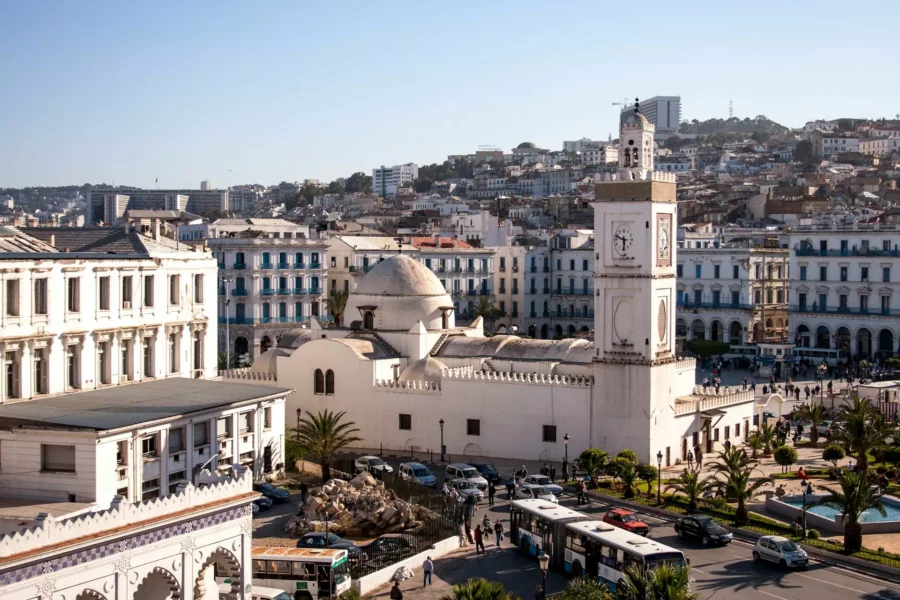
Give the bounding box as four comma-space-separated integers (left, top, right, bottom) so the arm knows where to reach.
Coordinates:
589, 103, 687, 462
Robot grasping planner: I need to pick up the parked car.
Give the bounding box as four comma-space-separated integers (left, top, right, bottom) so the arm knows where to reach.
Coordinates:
398, 462, 436, 487
220, 584, 291, 600
816, 421, 834, 437
447, 479, 484, 501
469, 463, 502, 485
602, 508, 650, 536
445, 463, 488, 490
363, 533, 417, 561
753, 535, 808, 568
514, 484, 558, 503
674, 515, 732, 546
296, 532, 364, 559
521, 475, 563, 495
253, 481, 291, 503
252, 495, 274, 511
354, 455, 394, 475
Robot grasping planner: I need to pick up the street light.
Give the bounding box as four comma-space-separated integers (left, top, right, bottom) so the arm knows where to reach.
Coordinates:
439, 419, 445, 462
801, 481, 813, 538
563, 433, 570, 482
296, 408, 302, 442
656, 450, 663, 505
538, 551, 550, 596
193, 451, 223, 485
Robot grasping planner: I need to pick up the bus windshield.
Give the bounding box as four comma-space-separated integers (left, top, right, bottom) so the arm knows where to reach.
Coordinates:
645, 551, 687, 572
334, 558, 350, 584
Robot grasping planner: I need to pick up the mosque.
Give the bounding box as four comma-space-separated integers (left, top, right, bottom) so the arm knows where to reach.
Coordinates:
241, 108, 756, 465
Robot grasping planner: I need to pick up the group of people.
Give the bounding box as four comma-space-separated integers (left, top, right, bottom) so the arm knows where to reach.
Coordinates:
457, 512, 505, 554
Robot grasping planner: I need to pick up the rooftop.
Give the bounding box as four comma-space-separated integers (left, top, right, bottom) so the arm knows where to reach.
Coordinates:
0, 379, 291, 432
21, 227, 195, 255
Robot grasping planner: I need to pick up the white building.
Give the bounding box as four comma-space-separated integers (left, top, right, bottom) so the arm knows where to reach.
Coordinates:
859, 136, 900, 157
239, 109, 756, 466
201, 179, 211, 191
373, 163, 418, 199
4, 226, 218, 402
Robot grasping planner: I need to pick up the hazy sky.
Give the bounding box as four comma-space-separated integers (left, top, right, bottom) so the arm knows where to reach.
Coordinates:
1, 1, 896, 189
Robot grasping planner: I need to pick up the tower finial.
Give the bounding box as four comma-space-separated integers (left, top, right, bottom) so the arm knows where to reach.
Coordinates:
634, 97, 640, 114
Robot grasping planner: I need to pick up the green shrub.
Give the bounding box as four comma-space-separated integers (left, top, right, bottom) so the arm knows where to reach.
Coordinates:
774, 446, 799, 472
615, 449, 640, 465
822, 444, 845, 468
807, 529, 820, 540
882, 446, 900, 466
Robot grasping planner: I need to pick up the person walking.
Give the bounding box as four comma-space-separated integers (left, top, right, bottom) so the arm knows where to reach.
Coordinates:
422, 556, 434, 586
299, 481, 309, 505
494, 519, 504, 546
696, 447, 704, 469
482, 514, 491, 530
550, 465, 557, 481
474, 525, 485, 555
506, 478, 515, 501
743, 376, 748, 390
488, 481, 496, 507
390, 582, 403, 600
686, 450, 694, 470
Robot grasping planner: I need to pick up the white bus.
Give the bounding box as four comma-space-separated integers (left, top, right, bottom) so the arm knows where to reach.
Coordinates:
232, 546, 352, 600
563, 521, 687, 591
509, 499, 589, 568
791, 347, 847, 367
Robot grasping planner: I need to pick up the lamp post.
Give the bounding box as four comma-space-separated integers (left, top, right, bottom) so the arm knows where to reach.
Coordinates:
439, 419, 445, 462
563, 433, 570, 482
656, 450, 663, 505
193, 451, 223, 485
801, 481, 813, 538
295, 408, 302, 442
538, 552, 549, 596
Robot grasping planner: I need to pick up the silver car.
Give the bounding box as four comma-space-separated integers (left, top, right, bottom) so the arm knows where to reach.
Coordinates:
448, 478, 484, 501
753, 535, 808, 568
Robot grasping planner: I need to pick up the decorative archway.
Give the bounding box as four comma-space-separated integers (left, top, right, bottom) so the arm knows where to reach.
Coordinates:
133, 567, 181, 600
691, 319, 705, 340
554, 325, 563, 338
835, 327, 851, 353
234, 336, 248, 356
728, 321, 743, 345
540, 324, 549, 339
567, 325, 576, 337
710, 320, 723, 343
815, 325, 831, 349
260, 336, 272, 354
879, 329, 895, 356
795, 324, 810, 348
751, 322, 763, 343
496, 324, 508, 334
857, 327, 872, 358
195, 548, 242, 600
463, 443, 484, 456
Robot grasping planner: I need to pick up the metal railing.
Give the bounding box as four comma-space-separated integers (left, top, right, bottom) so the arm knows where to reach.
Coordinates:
791, 304, 900, 316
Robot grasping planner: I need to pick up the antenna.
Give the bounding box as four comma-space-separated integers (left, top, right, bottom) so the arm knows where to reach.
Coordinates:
729, 101, 734, 119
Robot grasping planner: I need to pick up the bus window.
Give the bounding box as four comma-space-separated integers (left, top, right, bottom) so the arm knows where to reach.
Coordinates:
602, 545, 618, 569
268, 560, 291, 576
253, 560, 267, 576
624, 552, 642, 572
317, 565, 330, 587
292, 562, 316, 580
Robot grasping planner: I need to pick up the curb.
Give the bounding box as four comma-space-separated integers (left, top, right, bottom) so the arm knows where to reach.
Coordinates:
574, 486, 900, 582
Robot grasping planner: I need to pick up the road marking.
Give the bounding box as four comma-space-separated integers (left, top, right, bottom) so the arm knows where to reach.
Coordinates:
756, 591, 790, 600
794, 573, 893, 600
690, 567, 705, 574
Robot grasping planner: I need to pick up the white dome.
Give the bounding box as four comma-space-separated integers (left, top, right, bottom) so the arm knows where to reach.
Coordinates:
398, 356, 447, 385
354, 255, 447, 296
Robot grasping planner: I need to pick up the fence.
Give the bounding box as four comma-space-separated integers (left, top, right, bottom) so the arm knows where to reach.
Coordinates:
327, 459, 464, 579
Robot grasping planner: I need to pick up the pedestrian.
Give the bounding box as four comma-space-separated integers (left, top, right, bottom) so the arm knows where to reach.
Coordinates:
795, 387, 800, 402
743, 376, 748, 390
390, 582, 403, 600
488, 481, 496, 507
577, 479, 586, 505
686, 450, 694, 470
506, 479, 514, 500
550, 465, 557, 481
805, 385, 810, 399
535, 584, 546, 600
466, 492, 476, 517
482, 514, 491, 530
494, 519, 504, 546
474, 525, 485, 555
422, 556, 434, 587
299, 481, 309, 505
458, 523, 469, 547
751, 382, 756, 393
696, 447, 704, 469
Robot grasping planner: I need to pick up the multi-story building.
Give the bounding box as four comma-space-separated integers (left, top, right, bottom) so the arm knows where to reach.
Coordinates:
580, 142, 618, 166
89, 188, 229, 223
372, 163, 418, 198
811, 131, 859, 158
492, 245, 527, 333
2, 226, 218, 403
621, 96, 681, 137
327, 236, 414, 297
858, 136, 900, 157
784, 223, 900, 360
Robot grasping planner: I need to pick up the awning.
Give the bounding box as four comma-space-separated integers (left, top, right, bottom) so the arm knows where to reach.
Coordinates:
700, 409, 726, 420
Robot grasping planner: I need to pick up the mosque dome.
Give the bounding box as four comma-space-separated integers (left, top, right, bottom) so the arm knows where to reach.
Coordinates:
398, 356, 447, 385
345, 255, 455, 331
620, 107, 650, 129
517, 141, 537, 149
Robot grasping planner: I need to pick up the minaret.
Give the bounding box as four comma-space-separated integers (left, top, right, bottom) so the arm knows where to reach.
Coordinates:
617, 98, 656, 180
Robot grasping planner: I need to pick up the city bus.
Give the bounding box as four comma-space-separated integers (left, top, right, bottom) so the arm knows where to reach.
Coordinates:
791, 347, 848, 367
509, 499, 589, 567
563, 520, 687, 591
221, 546, 352, 600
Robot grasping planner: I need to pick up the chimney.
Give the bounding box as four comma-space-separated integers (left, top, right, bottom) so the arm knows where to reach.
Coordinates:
433, 233, 440, 247
152, 219, 160, 241
49, 234, 56, 248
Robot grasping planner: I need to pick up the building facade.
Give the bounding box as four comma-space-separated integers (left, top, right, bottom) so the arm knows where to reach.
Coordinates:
373, 163, 418, 199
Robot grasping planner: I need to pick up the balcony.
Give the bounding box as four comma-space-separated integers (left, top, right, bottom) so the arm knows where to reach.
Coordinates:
553, 310, 594, 319
796, 247, 900, 258
790, 304, 900, 316
530, 266, 538, 273
294, 263, 306, 269
260, 263, 274, 270
277, 262, 290, 269
552, 288, 594, 297
277, 288, 292, 295
218, 317, 256, 325
232, 288, 248, 296
479, 289, 491, 296
232, 263, 247, 270
677, 299, 752, 310
293, 288, 307, 295
309, 287, 321, 294
511, 311, 519, 318
499, 266, 506, 272
261, 288, 275, 296
309, 262, 322, 269
530, 311, 537, 318
218, 287, 225, 295
467, 290, 477, 296
543, 266, 550, 273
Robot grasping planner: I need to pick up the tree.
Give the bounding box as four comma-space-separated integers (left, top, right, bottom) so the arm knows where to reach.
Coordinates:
707, 446, 772, 525
345, 172, 373, 194
325, 289, 349, 327
758, 423, 777, 455
798, 403, 828, 445
830, 397, 894, 473
773, 446, 798, 474
637, 464, 658, 498
794, 140, 812, 162
578, 449, 609, 485
665, 468, 715, 514
616, 449, 640, 466
217, 351, 240, 370
608, 456, 638, 499
291, 410, 362, 482
744, 431, 764, 459
558, 577, 610, 600
811, 470, 885, 552
823, 444, 846, 471
469, 296, 500, 325
614, 564, 698, 600
440, 578, 520, 600
325, 180, 344, 195
684, 339, 731, 358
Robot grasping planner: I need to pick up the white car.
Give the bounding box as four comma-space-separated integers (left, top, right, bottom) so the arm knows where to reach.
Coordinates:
448, 479, 484, 501
753, 535, 808, 568
522, 475, 563, 495
446, 463, 489, 490
354, 455, 394, 475
515, 484, 558, 503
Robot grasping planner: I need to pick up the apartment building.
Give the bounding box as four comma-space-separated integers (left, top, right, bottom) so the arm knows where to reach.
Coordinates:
373, 163, 418, 198
492, 245, 527, 333
2, 226, 218, 403
89, 188, 229, 223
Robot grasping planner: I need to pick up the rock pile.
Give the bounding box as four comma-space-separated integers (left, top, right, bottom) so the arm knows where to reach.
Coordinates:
285, 471, 430, 537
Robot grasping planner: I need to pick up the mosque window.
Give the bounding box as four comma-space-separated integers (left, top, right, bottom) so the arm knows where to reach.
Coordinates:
325, 370, 335, 395
542, 425, 557, 443
314, 369, 325, 394
467, 419, 481, 436
399, 414, 411, 430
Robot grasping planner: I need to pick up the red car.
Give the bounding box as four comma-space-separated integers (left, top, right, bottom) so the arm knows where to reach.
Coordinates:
602, 508, 650, 536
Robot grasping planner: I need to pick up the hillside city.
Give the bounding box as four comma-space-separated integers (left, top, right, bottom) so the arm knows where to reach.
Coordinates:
3, 97, 900, 600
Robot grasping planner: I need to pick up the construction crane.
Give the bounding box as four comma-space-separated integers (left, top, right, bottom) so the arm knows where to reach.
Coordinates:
611, 97, 631, 109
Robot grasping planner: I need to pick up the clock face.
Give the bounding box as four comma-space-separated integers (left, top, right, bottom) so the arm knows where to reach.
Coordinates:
657, 300, 667, 342
613, 225, 634, 257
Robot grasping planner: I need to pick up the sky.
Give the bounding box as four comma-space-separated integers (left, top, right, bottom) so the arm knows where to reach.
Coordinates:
1, 0, 897, 189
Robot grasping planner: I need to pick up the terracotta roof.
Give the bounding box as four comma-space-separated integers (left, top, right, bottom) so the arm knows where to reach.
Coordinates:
410, 236, 472, 249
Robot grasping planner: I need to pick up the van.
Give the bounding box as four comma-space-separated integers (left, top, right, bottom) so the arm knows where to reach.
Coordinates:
445, 463, 488, 490
399, 462, 437, 487
219, 584, 291, 600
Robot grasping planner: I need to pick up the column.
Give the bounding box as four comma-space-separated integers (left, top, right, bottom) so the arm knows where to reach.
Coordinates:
110, 333, 121, 385
20, 342, 32, 399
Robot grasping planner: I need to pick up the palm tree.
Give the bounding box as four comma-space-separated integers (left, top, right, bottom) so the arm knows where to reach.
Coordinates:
614, 564, 698, 600
469, 295, 500, 326
830, 397, 893, 473
757, 423, 777, 455
798, 403, 828, 445
744, 431, 764, 459
291, 410, 362, 481
707, 445, 772, 525
608, 457, 638, 499
325, 289, 349, 327
665, 468, 715, 513
811, 470, 885, 552
578, 450, 609, 487
558, 577, 611, 600
440, 578, 520, 600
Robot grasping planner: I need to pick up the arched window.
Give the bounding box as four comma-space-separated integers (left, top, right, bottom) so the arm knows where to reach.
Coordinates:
314, 369, 324, 394
364, 311, 374, 330
325, 369, 335, 395
623, 149, 631, 167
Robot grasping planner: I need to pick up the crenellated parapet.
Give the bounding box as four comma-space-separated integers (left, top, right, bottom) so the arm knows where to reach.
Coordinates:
373, 379, 441, 393
674, 358, 697, 372
442, 368, 593, 387
595, 170, 677, 183
218, 368, 278, 382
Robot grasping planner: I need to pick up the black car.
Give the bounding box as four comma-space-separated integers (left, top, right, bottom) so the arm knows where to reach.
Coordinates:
297, 532, 364, 559
470, 463, 502, 485
253, 481, 291, 503
674, 515, 733, 546
252, 495, 274, 511
363, 534, 417, 561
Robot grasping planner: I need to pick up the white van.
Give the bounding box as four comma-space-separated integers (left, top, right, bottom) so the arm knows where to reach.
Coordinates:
219, 584, 291, 600
445, 463, 488, 490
